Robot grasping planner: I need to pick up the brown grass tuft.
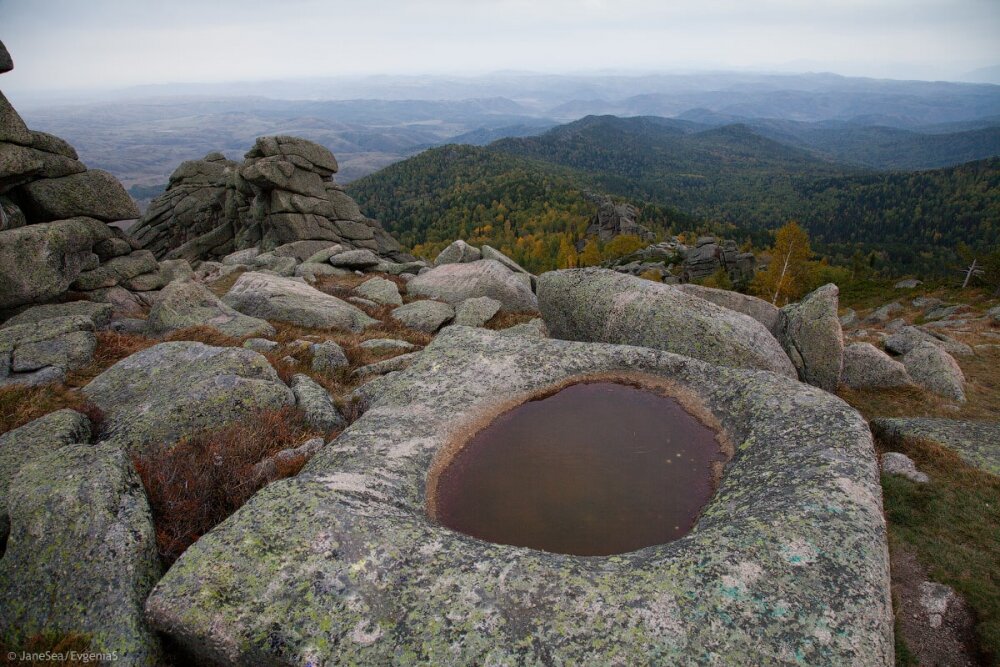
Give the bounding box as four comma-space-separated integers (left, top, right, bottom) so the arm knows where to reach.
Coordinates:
484, 310, 540, 330
65, 331, 158, 387
132, 406, 325, 565
0, 385, 103, 437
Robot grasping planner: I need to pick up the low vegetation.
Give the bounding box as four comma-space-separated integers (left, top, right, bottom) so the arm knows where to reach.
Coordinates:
133, 406, 325, 565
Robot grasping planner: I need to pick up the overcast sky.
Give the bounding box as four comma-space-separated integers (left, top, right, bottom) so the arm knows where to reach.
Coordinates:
1, 0, 998, 94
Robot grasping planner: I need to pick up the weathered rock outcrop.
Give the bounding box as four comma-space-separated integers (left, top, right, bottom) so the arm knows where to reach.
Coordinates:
223, 272, 377, 332
145, 327, 892, 665
408, 260, 538, 312
605, 235, 756, 286
83, 341, 294, 453
0, 47, 159, 314
0, 315, 97, 386
0, 443, 162, 666
776, 284, 844, 392
538, 268, 796, 377
145, 279, 275, 338
582, 194, 653, 242
130, 137, 413, 265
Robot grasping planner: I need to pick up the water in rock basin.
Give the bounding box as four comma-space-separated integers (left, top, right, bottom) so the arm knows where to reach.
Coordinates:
433, 382, 726, 556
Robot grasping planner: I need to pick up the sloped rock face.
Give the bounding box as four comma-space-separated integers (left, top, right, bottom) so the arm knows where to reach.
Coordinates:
901, 343, 966, 402
145, 279, 275, 339
0, 49, 158, 314
145, 327, 892, 666
83, 341, 294, 454
130, 137, 414, 264
841, 343, 912, 389
538, 268, 795, 377
675, 283, 780, 334
777, 284, 844, 392
0, 443, 162, 666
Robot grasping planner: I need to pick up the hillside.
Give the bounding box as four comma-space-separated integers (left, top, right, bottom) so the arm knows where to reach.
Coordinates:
349, 116, 1000, 272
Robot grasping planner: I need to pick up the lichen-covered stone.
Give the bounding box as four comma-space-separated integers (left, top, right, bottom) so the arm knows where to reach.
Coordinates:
145, 279, 275, 338
453, 296, 502, 327
0, 216, 112, 309
223, 272, 377, 332
354, 277, 403, 306
146, 327, 892, 666
0, 409, 91, 542
480, 244, 536, 290
391, 299, 454, 333
880, 453, 929, 483
901, 343, 966, 402
352, 350, 420, 377
2, 300, 114, 330
675, 283, 780, 334
0, 443, 162, 665
538, 268, 795, 378
498, 317, 550, 338
290, 374, 346, 432
71, 249, 159, 291
0, 315, 96, 382
83, 341, 293, 453
777, 284, 844, 392
329, 248, 381, 269
884, 326, 973, 358
311, 340, 349, 373
840, 343, 912, 389
18, 169, 140, 222
409, 260, 538, 312
357, 338, 418, 353
434, 239, 481, 266
871, 418, 1000, 476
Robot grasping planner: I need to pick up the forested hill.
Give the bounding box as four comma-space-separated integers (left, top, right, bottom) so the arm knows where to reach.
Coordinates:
348, 116, 1000, 272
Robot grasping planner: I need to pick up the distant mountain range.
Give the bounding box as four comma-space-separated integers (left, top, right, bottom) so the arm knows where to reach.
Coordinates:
15, 70, 1000, 195
348, 115, 1000, 272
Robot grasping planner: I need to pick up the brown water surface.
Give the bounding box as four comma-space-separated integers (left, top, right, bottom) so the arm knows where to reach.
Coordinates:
432, 382, 726, 556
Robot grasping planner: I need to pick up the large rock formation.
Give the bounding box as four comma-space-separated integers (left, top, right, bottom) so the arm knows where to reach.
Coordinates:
776, 284, 844, 392
145, 327, 892, 665
0, 44, 160, 316
605, 235, 757, 286
130, 137, 414, 264
538, 268, 796, 377
581, 193, 653, 243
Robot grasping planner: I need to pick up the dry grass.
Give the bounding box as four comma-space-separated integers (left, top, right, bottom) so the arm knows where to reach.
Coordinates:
133, 406, 325, 565
484, 310, 540, 330
0, 385, 103, 437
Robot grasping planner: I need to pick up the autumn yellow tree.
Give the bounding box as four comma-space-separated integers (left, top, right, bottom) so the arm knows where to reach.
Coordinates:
578, 239, 602, 266
752, 221, 812, 306
556, 236, 579, 268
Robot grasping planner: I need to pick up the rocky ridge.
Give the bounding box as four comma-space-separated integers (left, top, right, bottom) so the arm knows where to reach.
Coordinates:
130, 137, 413, 265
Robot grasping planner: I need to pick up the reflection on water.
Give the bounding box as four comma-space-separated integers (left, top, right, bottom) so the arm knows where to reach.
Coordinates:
434, 382, 726, 556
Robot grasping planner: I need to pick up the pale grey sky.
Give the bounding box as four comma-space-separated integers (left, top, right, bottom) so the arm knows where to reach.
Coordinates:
1, 0, 998, 93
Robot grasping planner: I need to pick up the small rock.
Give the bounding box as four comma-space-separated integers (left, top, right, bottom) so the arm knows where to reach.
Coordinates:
243, 338, 279, 353
839, 308, 858, 328
252, 436, 326, 481
434, 240, 481, 266
304, 244, 344, 264
894, 279, 921, 289
391, 300, 455, 334
924, 304, 965, 321
311, 340, 349, 373
290, 374, 346, 432
841, 343, 912, 389
348, 296, 378, 309
881, 452, 929, 483
146, 279, 275, 339
329, 249, 382, 269
885, 318, 907, 333
354, 277, 403, 306
358, 338, 418, 353
777, 284, 844, 392
902, 342, 966, 402
353, 351, 420, 377
865, 301, 902, 324
912, 296, 942, 310
885, 326, 973, 358
918, 581, 955, 629
453, 296, 502, 327
497, 318, 550, 338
